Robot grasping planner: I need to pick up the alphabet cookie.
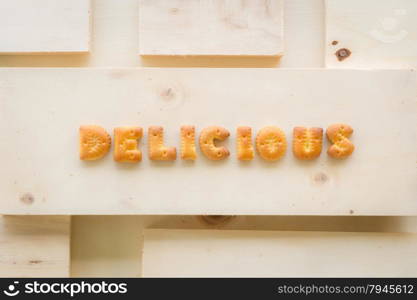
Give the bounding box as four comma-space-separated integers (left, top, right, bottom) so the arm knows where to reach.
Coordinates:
326, 124, 354, 159
236, 126, 254, 161
199, 126, 230, 160
293, 127, 323, 160
180, 125, 197, 160
148, 126, 177, 161
256, 126, 287, 161
79, 125, 111, 160
114, 127, 143, 163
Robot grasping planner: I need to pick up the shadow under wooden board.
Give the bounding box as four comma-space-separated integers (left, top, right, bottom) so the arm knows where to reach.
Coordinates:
142, 229, 417, 277
0, 68, 415, 215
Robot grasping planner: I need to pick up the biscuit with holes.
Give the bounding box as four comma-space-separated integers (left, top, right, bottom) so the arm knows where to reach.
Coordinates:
148, 126, 177, 161
114, 127, 143, 163
236, 126, 254, 161
256, 126, 286, 161
199, 126, 230, 160
180, 125, 197, 160
293, 127, 323, 160
326, 124, 354, 159
79, 125, 111, 160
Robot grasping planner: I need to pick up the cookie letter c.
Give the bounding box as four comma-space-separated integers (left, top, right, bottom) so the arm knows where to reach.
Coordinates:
199, 126, 230, 160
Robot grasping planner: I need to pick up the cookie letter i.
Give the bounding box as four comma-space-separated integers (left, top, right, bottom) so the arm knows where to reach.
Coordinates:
236, 126, 254, 161
180, 125, 197, 160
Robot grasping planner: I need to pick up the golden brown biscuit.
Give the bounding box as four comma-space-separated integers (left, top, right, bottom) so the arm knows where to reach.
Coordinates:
256, 126, 287, 161
180, 125, 197, 160
79, 125, 111, 160
199, 126, 230, 160
114, 127, 143, 163
292, 127, 323, 160
326, 123, 354, 159
148, 126, 177, 161
236, 126, 254, 161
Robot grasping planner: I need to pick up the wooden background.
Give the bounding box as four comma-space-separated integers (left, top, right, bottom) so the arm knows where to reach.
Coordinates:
0, 0, 416, 277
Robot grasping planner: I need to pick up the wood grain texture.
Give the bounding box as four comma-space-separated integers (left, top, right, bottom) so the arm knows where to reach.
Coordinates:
143, 229, 417, 277
0, 0, 91, 54
138, 0, 284, 56
325, 0, 417, 68
0, 68, 415, 215
0, 216, 70, 277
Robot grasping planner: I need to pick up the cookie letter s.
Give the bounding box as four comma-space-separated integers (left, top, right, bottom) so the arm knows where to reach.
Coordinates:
326, 123, 354, 159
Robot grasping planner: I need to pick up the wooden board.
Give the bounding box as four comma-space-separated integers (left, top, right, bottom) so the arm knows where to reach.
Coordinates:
0, 68, 416, 215
138, 0, 284, 56
0, 0, 91, 54
325, 0, 417, 68
0, 216, 70, 277
142, 229, 417, 277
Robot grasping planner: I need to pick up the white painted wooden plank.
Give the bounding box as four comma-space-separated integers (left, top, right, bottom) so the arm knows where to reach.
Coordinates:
143, 229, 417, 277
279, 0, 324, 67
0, 216, 70, 277
325, 0, 417, 68
0, 68, 415, 215
0, 0, 91, 54
138, 0, 284, 56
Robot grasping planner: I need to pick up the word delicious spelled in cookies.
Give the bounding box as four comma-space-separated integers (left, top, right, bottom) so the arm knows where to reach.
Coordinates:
79, 124, 355, 162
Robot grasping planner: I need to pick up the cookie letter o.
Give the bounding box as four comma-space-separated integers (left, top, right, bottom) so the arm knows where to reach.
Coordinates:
256, 126, 287, 161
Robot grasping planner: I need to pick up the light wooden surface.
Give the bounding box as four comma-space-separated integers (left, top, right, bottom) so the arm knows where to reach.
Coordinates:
1, 0, 417, 278
138, 0, 284, 56
0, 0, 329, 277
326, 0, 417, 68
143, 229, 417, 277
0, 0, 91, 54
0, 68, 416, 216
0, 216, 70, 277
